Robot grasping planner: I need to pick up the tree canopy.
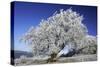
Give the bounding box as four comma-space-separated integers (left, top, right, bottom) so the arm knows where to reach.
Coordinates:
21, 8, 97, 58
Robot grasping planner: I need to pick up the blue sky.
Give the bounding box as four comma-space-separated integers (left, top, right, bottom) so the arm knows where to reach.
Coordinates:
12, 1, 97, 52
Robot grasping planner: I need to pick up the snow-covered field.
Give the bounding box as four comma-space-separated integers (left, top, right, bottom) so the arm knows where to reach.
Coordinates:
14, 54, 97, 66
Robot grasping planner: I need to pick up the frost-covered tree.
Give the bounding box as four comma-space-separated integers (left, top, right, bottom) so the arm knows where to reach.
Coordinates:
21, 8, 97, 59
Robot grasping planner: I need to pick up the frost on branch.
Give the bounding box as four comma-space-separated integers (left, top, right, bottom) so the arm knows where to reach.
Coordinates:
21, 8, 97, 59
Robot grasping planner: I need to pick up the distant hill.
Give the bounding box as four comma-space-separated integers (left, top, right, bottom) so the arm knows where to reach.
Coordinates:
11, 50, 33, 59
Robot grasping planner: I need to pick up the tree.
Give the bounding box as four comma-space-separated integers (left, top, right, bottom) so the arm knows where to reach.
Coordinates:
21, 8, 97, 60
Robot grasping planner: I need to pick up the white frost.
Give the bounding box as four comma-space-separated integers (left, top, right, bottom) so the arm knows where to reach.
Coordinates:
21, 8, 97, 58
